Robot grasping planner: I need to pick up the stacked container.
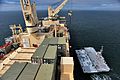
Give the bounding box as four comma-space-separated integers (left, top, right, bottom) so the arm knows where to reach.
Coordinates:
60, 57, 74, 80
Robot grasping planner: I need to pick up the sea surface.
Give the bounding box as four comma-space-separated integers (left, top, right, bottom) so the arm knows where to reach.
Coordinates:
0, 10, 120, 80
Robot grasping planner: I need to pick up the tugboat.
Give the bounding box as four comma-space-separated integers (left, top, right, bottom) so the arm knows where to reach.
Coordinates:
0, 41, 12, 59
75, 46, 110, 73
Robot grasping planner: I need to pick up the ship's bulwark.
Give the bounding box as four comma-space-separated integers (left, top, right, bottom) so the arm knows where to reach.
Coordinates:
0, 10, 120, 80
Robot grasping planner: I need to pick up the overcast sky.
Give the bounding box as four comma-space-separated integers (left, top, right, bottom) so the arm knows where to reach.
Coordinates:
0, 0, 120, 11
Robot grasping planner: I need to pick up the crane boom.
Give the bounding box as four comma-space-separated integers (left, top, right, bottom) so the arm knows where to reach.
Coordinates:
20, 0, 38, 34
48, 0, 68, 17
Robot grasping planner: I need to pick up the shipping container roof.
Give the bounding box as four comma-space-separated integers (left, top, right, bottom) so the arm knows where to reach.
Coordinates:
35, 64, 54, 80
40, 38, 51, 45
32, 37, 66, 58
1, 62, 27, 80
44, 45, 57, 59
49, 37, 58, 45
32, 45, 48, 58
58, 37, 66, 44
61, 57, 74, 64
17, 63, 40, 80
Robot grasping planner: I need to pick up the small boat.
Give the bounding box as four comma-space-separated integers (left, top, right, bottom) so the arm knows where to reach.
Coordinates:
0, 42, 12, 54
75, 47, 110, 73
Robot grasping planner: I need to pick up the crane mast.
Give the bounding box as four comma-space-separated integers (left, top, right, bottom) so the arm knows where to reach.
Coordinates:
20, 0, 68, 34
20, 0, 38, 34
48, 0, 68, 17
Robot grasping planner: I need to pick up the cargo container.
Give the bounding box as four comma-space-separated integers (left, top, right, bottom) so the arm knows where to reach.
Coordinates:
17, 63, 40, 80
57, 37, 67, 56
40, 38, 51, 45
43, 45, 57, 64
31, 38, 51, 64
49, 37, 58, 45
31, 45, 48, 63
60, 57, 74, 80
35, 64, 55, 80
1, 62, 27, 80
60, 73, 74, 80
61, 57, 74, 74
31, 37, 67, 63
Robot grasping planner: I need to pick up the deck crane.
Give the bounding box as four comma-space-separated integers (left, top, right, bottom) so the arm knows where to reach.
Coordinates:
20, 0, 39, 34
48, 0, 68, 18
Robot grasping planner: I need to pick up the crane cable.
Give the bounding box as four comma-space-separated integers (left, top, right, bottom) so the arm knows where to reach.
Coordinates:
67, 0, 72, 25
68, 0, 72, 16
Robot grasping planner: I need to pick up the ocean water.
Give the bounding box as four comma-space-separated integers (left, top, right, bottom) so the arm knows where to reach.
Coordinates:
0, 11, 25, 45
0, 10, 120, 80
67, 10, 120, 80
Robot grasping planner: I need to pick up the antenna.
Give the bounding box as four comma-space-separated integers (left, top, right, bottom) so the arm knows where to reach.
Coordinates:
68, 0, 72, 16
68, 0, 72, 25
100, 46, 104, 53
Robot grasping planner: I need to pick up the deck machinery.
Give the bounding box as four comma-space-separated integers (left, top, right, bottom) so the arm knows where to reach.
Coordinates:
15, 0, 69, 48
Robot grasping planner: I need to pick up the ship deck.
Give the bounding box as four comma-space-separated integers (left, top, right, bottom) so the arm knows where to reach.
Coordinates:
0, 47, 37, 76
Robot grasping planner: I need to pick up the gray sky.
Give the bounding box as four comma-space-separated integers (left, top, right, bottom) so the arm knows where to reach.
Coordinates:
0, 0, 120, 11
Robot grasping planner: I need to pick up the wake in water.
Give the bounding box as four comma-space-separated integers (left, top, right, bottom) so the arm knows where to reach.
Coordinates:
90, 74, 111, 80
90, 73, 120, 80
109, 72, 120, 80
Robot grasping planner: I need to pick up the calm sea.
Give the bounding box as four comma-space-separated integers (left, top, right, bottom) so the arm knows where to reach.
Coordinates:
0, 10, 120, 80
